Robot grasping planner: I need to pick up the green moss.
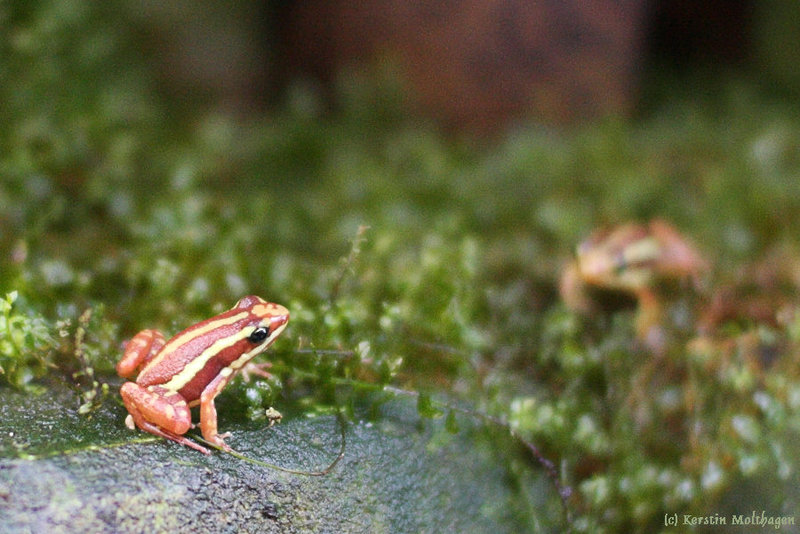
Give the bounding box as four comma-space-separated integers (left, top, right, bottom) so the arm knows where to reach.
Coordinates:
3, 2, 800, 532
0, 292, 56, 391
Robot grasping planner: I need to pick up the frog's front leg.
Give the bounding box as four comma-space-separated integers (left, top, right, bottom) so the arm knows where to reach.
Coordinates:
120, 382, 210, 455
239, 361, 273, 382
198, 368, 237, 451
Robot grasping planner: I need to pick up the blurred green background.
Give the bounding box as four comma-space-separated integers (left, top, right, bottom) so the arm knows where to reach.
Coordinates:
1, 1, 800, 532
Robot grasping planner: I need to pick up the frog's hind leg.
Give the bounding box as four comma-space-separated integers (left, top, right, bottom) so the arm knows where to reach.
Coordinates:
117, 330, 166, 378
120, 382, 210, 454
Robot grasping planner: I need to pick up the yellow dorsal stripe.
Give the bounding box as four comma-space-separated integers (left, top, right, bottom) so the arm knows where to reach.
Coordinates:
145, 311, 250, 371
162, 328, 253, 391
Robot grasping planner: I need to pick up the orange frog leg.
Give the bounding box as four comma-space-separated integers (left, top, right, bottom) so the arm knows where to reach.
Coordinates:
198, 368, 238, 451
239, 361, 273, 382
116, 329, 166, 378
120, 382, 210, 455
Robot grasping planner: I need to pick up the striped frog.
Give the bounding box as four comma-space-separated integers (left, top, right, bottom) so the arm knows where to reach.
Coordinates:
116, 296, 289, 454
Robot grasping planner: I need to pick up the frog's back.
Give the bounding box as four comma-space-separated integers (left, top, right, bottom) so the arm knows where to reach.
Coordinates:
135, 308, 257, 392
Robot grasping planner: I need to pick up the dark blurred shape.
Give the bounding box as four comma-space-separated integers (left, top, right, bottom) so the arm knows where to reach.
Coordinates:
752, 0, 800, 94
277, 0, 650, 133
645, 0, 753, 66
132, 1, 796, 134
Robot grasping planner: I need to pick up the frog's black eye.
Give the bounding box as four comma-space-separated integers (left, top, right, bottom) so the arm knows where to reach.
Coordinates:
248, 326, 270, 343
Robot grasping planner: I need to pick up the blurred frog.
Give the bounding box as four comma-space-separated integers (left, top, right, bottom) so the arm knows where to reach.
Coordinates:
560, 219, 708, 352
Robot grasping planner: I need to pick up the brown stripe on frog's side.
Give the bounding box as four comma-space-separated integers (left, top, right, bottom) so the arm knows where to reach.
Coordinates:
136, 312, 253, 387
177, 336, 256, 403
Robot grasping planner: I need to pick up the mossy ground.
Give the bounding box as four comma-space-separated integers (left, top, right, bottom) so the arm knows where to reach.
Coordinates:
2, 3, 800, 532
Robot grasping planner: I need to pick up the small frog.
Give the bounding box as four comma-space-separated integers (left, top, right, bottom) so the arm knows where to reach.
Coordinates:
116, 295, 289, 454
560, 220, 707, 350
